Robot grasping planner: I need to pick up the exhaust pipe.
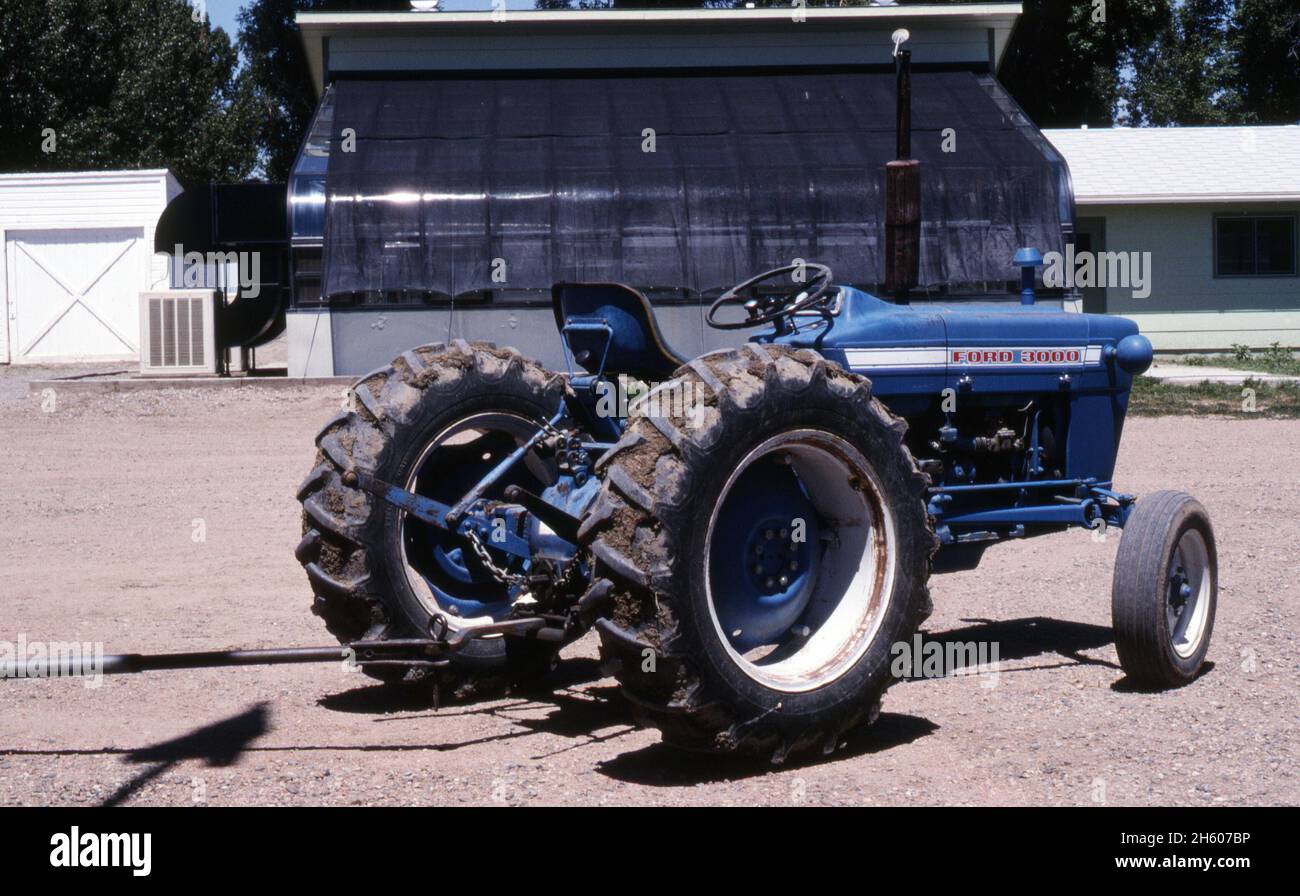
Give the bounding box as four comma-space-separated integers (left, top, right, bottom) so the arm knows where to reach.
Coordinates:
884, 29, 921, 305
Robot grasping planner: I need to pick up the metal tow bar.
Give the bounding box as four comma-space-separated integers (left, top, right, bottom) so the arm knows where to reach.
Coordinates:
0, 618, 551, 681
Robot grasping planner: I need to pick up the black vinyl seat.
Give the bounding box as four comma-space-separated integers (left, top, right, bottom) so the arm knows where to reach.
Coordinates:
551, 283, 688, 381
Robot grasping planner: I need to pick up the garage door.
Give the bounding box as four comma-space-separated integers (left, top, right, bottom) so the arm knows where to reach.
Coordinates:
5, 228, 145, 362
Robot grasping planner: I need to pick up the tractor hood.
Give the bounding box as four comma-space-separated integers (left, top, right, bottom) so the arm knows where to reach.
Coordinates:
792, 287, 1143, 401
784, 286, 1150, 483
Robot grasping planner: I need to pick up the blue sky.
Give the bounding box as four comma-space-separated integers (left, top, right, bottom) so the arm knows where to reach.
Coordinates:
205, 1, 252, 39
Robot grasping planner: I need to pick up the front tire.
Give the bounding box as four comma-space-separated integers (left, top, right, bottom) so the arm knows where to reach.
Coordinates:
1112, 491, 1218, 687
582, 345, 935, 761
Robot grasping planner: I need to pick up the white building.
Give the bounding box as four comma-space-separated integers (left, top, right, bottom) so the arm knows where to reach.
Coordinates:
0, 169, 181, 364
1044, 126, 1300, 350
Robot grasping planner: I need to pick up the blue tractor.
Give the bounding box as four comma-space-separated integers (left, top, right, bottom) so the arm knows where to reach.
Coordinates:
295, 41, 1215, 759
296, 259, 1218, 760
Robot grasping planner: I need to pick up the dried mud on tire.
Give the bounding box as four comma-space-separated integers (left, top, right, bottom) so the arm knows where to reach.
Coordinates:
294, 340, 568, 680
580, 344, 937, 761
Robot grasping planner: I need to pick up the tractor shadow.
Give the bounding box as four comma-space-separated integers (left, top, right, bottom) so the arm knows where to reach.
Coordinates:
0, 705, 271, 806
1112, 661, 1215, 693
595, 615, 1121, 783
907, 616, 1120, 679
318, 616, 1116, 719
306, 616, 1121, 773
0, 617, 1132, 797
317, 657, 606, 714
597, 712, 938, 787
103, 703, 269, 807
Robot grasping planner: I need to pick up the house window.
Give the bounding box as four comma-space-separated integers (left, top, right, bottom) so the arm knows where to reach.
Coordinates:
1215, 214, 1297, 277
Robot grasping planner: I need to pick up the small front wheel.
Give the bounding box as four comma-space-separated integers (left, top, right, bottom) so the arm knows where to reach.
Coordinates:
1111, 491, 1218, 687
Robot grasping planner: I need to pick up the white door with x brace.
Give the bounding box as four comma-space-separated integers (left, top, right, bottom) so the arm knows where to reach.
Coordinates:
5, 227, 145, 362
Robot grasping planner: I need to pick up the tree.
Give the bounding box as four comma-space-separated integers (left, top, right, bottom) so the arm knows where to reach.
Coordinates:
236, 0, 409, 182
237, 0, 318, 182
998, 0, 1174, 127
0, 0, 255, 184
232, 0, 1297, 186
1232, 0, 1300, 123
1126, 0, 1241, 125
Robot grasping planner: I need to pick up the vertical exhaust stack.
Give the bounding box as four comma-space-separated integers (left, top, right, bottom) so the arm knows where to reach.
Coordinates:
884, 29, 920, 305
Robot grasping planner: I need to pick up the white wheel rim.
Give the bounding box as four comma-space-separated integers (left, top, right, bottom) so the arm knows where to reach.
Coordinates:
400, 411, 549, 632
703, 429, 897, 693
1169, 528, 1212, 659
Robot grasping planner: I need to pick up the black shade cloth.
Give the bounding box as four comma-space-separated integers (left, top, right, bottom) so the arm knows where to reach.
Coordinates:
323, 72, 1068, 304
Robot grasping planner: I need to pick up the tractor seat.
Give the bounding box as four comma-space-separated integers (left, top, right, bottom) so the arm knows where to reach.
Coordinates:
551, 282, 688, 381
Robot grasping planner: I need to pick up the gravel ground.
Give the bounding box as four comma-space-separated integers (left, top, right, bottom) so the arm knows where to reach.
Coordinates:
0, 364, 1295, 806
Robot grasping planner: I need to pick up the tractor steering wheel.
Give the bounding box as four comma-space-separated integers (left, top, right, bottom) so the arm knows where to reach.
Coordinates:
706, 263, 834, 331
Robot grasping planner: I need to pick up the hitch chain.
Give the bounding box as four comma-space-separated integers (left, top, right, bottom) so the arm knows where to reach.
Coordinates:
465, 527, 528, 586
463, 414, 583, 589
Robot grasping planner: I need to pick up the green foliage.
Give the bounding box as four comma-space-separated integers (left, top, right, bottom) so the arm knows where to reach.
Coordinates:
1265, 341, 1293, 363
1130, 375, 1300, 417
234, 0, 411, 182
1181, 345, 1300, 374
1126, 0, 1242, 125
999, 0, 1173, 127
1232, 0, 1300, 124
236, 0, 317, 182
973, 0, 1298, 127
0, 0, 256, 184
5, 0, 1295, 187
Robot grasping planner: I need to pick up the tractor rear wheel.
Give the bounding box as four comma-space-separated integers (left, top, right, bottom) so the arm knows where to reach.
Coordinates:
296, 340, 569, 684
582, 345, 935, 761
1111, 491, 1217, 687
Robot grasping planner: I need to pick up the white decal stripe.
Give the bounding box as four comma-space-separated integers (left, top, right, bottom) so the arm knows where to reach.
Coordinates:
843, 347, 947, 369
844, 345, 1107, 370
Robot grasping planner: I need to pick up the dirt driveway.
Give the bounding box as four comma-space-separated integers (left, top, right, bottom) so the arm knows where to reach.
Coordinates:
0, 366, 1295, 806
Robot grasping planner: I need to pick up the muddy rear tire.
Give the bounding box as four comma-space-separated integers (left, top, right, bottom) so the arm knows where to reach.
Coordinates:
295, 340, 569, 682
581, 345, 935, 761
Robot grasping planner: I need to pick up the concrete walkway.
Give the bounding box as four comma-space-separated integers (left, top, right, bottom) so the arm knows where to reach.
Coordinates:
25, 372, 352, 393
1146, 361, 1300, 386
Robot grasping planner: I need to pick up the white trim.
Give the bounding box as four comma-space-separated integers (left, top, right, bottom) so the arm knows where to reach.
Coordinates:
298, 5, 1022, 29
843, 347, 947, 369
0, 169, 172, 183
0, 226, 8, 365
298, 4, 1022, 91
1077, 192, 1300, 205
0, 221, 156, 233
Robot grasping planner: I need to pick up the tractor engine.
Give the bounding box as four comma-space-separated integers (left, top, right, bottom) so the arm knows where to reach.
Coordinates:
780, 284, 1154, 571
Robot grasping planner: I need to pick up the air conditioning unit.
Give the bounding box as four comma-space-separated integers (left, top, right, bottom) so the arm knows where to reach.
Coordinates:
139, 290, 221, 376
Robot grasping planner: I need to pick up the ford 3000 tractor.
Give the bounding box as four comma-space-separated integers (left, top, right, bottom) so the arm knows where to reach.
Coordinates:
295, 259, 1217, 760
2, 37, 1217, 764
